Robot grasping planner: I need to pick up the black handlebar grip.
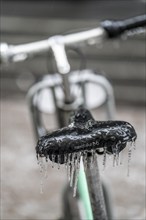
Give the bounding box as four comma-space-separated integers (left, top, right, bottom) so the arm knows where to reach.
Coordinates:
101, 14, 146, 38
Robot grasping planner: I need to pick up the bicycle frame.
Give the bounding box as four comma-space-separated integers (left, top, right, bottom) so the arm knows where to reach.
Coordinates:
27, 69, 116, 220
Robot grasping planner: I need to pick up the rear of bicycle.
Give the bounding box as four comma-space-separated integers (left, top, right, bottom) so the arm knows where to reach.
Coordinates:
27, 68, 116, 220
1, 15, 145, 220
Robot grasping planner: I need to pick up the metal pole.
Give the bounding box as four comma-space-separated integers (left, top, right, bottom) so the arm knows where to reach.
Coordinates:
85, 155, 108, 220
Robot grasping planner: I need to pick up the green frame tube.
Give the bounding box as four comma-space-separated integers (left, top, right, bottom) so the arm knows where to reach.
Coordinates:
78, 163, 93, 220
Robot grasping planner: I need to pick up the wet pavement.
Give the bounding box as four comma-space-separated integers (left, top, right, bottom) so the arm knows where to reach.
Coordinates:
1, 98, 145, 220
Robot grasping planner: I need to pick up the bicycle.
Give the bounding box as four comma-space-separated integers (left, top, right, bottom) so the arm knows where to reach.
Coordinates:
1, 15, 146, 220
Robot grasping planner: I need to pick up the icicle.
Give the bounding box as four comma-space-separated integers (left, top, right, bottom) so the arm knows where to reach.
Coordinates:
69, 163, 73, 185
38, 157, 44, 173
93, 149, 97, 164
112, 146, 116, 167
119, 150, 123, 165
76, 152, 81, 168
113, 154, 116, 167
70, 153, 75, 187
45, 156, 48, 162
111, 143, 120, 167
64, 154, 68, 166
36, 153, 39, 161
66, 154, 71, 181
38, 157, 45, 194
44, 160, 49, 179
127, 147, 132, 177
92, 149, 95, 162
57, 155, 60, 169
115, 144, 120, 166
83, 151, 88, 170
90, 149, 94, 167
103, 147, 107, 170
133, 140, 136, 150
51, 154, 55, 168
67, 161, 71, 181
73, 161, 80, 197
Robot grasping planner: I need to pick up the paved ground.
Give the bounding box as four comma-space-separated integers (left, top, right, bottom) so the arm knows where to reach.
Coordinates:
1, 98, 145, 220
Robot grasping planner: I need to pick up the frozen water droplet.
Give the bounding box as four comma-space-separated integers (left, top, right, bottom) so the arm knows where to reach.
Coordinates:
37, 157, 45, 194
120, 150, 123, 165
91, 150, 95, 164
45, 156, 48, 162
72, 153, 81, 197
103, 147, 107, 170
115, 144, 120, 166
44, 160, 49, 179
57, 155, 60, 169
93, 149, 97, 163
112, 143, 120, 167
83, 151, 88, 170
51, 154, 55, 168
67, 152, 82, 196
90, 150, 94, 166
36, 153, 39, 161
133, 141, 136, 150
38, 157, 45, 173
70, 153, 75, 187
112, 146, 116, 167
127, 147, 132, 177
76, 152, 81, 168
69, 163, 72, 184
67, 161, 71, 181
113, 154, 116, 167
64, 154, 68, 166
66, 153, 71, 181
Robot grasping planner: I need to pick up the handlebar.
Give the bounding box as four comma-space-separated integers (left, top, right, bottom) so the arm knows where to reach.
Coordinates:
0, 15, 146, 64
0, 28, 105, 64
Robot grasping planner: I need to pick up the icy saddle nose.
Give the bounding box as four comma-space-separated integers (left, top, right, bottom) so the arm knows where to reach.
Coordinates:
36, 108, 137, 164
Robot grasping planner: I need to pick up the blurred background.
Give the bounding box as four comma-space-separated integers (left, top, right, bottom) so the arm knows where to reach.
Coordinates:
1, 0, 146, 220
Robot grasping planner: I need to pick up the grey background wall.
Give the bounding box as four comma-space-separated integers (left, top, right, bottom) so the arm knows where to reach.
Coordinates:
1, 0, 146, 105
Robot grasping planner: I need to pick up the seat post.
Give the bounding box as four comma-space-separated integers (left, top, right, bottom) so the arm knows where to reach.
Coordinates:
85, 155, 108, 220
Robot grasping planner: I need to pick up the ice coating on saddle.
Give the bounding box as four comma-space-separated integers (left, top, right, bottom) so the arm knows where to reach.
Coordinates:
36, 108, 137, 164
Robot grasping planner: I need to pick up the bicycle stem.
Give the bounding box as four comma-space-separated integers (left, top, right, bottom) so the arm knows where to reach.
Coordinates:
50, 36, 74, 103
